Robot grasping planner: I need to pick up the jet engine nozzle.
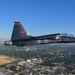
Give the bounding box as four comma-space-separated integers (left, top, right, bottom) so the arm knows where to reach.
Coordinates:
4, 41, 12, 45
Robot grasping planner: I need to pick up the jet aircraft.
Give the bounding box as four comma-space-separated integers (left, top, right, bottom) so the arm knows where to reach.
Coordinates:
4, 22, 75, 46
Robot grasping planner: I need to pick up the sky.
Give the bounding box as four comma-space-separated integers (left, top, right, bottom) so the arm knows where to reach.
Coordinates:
0, 0, 75, 39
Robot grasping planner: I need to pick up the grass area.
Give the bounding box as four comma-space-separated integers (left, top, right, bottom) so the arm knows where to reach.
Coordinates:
12, 73, 19, 75
0, 55, 13, 65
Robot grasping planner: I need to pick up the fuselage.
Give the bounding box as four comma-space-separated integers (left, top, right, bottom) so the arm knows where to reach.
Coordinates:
5, 33, 75, 46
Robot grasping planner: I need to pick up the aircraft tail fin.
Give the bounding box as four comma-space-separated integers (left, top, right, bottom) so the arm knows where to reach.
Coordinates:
11, 22, 31, 40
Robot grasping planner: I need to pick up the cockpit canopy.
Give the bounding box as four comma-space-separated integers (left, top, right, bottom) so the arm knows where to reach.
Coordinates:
55, 33, 74, 40
60, 33, 74, 37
